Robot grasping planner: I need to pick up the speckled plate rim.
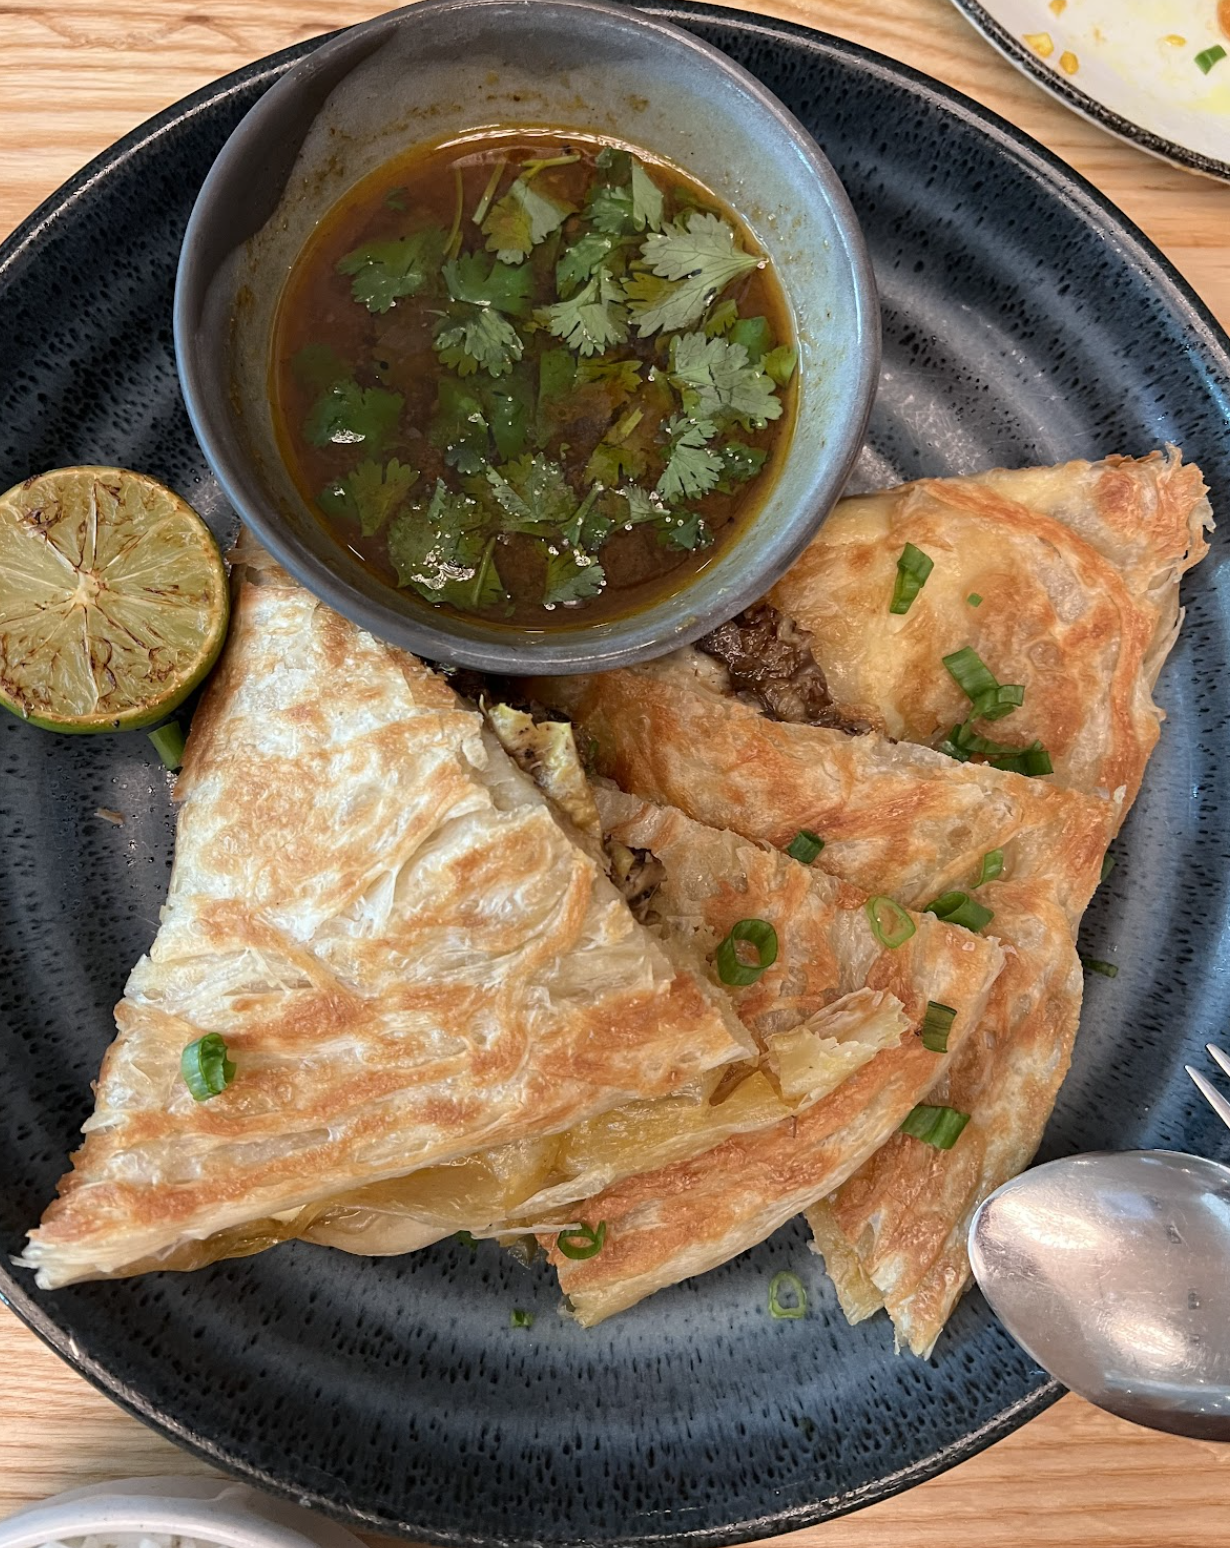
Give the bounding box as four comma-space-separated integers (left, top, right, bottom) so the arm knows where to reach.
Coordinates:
948, 0, 1230, 182
2, 4, 1229, 1541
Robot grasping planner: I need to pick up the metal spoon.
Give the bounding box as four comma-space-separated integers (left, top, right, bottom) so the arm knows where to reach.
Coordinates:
968, 1150, 1230, 1440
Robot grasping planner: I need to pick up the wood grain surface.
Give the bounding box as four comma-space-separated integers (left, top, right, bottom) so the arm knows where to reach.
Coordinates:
1, 2, 1228, 1545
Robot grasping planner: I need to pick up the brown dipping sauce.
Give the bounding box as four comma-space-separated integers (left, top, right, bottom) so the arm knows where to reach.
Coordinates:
270, 129, 796, 627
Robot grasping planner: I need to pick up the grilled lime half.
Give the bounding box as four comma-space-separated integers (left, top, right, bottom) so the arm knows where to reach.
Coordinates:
0, 466, 229, 733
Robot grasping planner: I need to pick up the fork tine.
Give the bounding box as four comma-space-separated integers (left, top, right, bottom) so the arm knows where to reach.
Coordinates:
1187, 1065, 1230, 1133
1207, 1043, 1230, 1081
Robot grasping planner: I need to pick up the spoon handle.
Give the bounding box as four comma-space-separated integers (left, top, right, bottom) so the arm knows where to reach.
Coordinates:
1186, 1064, 1230, 1132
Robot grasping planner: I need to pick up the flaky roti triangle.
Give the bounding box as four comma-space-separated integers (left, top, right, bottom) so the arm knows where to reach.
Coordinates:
766, 449, 1211, 810
535, 634, 1117, 1337
20, 560, 751, 1289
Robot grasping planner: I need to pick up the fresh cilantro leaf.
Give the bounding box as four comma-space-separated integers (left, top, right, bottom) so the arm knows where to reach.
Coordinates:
586, 150, 663, 235
483, 177, 574, 263
559, 485, 603, 548
388, 479, 492, 606
659, 509, 712, 551
762, 344, 798, 387
728, 314, 772, 360
668, 332, 782, 429
616, 484, 710, 552
303, 379, 404, 450
656, 415, 723, 502
291, 343, 350, 391
490, 453, 579, 530
704, 299, 739, 337
630, 159, 665, 232
543, 545, 606, 606
557, 231, 619, 295
586, 183, 636, 236
595, 146, 633, 178
576, 357, 643, 395
564, 486, 614, 552
585, 440, 647, 487
435, 309, 524, 378
431, 378, 490, 474
538, 269, 628, 356
625, 212, 762, 335
336, 228, 446, 313
318, 457, 418, 536
619, 484, 672, 527
487, 372, 532, 462
443, 252, 532, 316
716, 441, 768, 491
484, 463, 561, 535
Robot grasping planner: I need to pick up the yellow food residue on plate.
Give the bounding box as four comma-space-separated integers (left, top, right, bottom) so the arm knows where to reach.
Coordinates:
1059, 49, 1080, 73
1162, 34, 1187, 47
1024, 30, 1055, 57
1049, 0, 1067, 13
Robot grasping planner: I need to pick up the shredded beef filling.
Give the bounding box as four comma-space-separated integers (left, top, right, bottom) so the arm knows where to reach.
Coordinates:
697, 603, 870, 733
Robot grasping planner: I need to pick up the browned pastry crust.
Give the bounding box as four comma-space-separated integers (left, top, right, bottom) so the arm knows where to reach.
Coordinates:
20, 567, 752, 1289
767, 449, 1211, 810
535, 627, 1119, 1344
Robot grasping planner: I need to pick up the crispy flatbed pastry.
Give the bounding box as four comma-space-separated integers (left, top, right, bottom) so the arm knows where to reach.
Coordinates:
266, 775, 990, 1250
544, 909, 1003, 1325
767, 449, 1211, 809
539, 654, 1118, 918
535, 643, 1119, 1342
528, 783, 1005, 1324
19, 563, 755, 1290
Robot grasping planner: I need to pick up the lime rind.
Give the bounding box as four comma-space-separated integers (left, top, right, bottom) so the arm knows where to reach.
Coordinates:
0, 466, 229, 733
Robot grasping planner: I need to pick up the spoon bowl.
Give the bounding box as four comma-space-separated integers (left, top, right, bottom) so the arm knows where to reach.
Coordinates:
969, 1150, 1230, 1440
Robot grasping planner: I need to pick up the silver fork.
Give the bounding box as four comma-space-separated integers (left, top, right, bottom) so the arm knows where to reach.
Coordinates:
1186, 1043, 1230, 1132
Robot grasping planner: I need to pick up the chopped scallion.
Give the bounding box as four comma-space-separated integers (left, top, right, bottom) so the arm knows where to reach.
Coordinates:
920, 1001, 957, 1052
865, 895, 916, 950
943, 646, 999, 703
937, 724, 972, 762
901, 1103, 970, 1149
786, 829, 825, 864
969, 683, 1025, 722
768, 1270, 808, 1320
925, 890, 995, 933
1196, 44, 1227, 73
1080, 955, 1119, 978
180, 1033, 235, 1102
148, 722, 186, 771
456, 1230, 480, 1252
890, 543, 934, 615
715, 918, 779, 985
990, 741, 1053, 777
976, 849, 1004, 886
1100, 853, 1116, 883
967, 592, 983, 607
938, 718, 1052, 777
510, 1308, 535, 1328
557, 1221, 607, 1260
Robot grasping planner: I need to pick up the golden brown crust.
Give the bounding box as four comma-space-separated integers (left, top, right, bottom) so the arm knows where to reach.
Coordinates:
533, 653, 1114, 1336
21, 573, 751, 1289
545, 903, 1003, 1324
539, 655, 1118, 923
766, 449, 1211, 812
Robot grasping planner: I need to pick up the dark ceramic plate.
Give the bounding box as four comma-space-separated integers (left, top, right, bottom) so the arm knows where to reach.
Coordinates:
2, 6, 1229, 1545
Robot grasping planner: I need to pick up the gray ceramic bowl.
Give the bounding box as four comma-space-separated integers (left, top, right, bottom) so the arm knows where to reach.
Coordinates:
174, 0, 879, 674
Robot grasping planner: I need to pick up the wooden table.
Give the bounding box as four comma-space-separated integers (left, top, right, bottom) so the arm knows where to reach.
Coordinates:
1, 2, 1228, 1544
